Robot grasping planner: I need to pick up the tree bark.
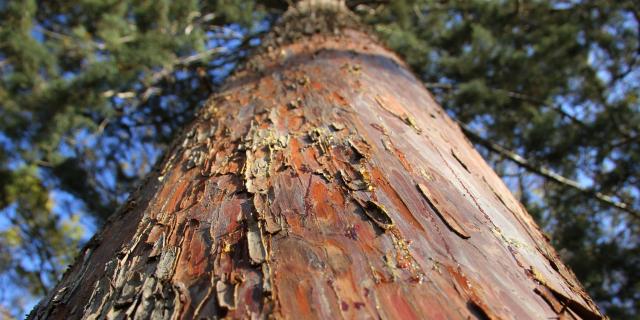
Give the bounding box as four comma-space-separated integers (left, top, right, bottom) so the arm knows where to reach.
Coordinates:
30, 3, 604, 319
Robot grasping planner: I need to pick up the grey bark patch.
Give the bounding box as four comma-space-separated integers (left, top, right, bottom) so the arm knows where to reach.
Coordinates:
216, 280, 238, 310
115, 272, 143, 308
247, 221, 267, 264
262, 263, 274, 294
155, 248, 177, 280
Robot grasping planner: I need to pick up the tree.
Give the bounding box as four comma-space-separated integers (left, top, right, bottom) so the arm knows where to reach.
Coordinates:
28, 1, 604, 319
2, 0, 638, 318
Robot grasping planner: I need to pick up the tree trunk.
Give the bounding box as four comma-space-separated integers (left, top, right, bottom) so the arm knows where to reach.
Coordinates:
30, 2, 604, 319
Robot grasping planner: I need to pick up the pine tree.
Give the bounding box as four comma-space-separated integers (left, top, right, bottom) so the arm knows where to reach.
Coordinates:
28, 2, 604, 319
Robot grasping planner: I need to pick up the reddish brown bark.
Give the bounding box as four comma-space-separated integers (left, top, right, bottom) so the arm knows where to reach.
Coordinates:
30, 5, 603, 320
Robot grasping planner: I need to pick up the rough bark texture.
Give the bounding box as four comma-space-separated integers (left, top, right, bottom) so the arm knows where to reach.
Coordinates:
30, 4, 604, 320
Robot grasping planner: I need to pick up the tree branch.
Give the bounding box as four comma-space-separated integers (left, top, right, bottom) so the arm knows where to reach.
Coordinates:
424, 82, 586, 127
456, 121, 639, 219
424, 81, 639, 141
101, 46, 227, 101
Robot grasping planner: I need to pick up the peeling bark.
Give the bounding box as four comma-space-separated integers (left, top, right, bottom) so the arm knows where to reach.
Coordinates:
30, 3, 604, 320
